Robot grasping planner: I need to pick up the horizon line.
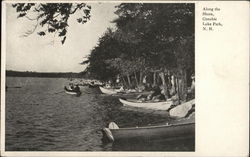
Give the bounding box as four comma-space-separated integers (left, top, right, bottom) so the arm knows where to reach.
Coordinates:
6, 69, 85, 73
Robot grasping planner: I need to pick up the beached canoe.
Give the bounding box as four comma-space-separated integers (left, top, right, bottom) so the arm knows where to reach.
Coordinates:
119, 98, 173, 111
64, 86, 81, 96
99, 87, 152, 96
99, 86, 120, 94
169, 99, 195, 118
102, 121, 195, 142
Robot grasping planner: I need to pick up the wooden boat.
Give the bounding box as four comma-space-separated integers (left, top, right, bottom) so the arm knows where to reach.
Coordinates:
119, 98, 173, 111
99, 87, 152, 96
64, 86, 81, 96
169, 99, 195, 118
99, 86, 120, 94
102, 121, 195, 142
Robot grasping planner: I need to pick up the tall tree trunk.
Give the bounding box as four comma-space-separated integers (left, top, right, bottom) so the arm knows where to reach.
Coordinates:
153, 72, 157, 86
171, 75, 176, 92
159, 72, 170, 99
178, 69, 187, 102
134, 72, 139, 87
122, 76, 127, 87
126, 74, 131, 87
139, 71, 143, 85
182, 69, 188, 101
176, 77, 181, 105
168, 74, 171, 87
159, 72, 166, 85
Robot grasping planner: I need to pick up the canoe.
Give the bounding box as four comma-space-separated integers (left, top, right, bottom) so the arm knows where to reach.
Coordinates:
100, 87, 151, 96
64, 86, 81, 96
99, 86, 119, 94
102, 122, 195, 142
169, 99, 195, 118
119, 98, 173, 111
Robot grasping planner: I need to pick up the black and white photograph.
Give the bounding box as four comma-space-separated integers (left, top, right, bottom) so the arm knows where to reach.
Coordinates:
3, 1, 195, 153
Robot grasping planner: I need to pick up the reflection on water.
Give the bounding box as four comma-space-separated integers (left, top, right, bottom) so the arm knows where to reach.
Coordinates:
5, 77, 194, 151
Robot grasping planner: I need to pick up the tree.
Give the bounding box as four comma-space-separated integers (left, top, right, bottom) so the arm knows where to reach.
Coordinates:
12, 3, 91, 44
82, 3, 194, 102
112, 3, 194, 101
82, 28, 123, 81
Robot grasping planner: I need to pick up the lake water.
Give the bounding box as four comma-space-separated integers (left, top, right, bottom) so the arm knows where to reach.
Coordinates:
5, 77, 194, 151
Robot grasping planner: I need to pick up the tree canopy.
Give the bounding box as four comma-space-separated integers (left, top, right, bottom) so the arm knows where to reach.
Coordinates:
84, 3, 194, 82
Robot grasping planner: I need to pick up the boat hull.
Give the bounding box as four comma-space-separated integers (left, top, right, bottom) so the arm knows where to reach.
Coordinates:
100, 87, 152, 97
99, 86, 118, 94
103, 122, 195, 142
64, 86, 81, 96
119, 98, 172, 111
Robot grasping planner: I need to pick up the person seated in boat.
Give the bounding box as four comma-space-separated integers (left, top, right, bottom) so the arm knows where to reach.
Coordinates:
116, 86, 124, 92
136, 85, 156, 101
73, 84, 80, 93
152, 94, 166, 101
136, 94, 146, 101
105, 80, 113, 88
145, 85, 164, 101
137, 84, 146, 92
145, 83, 153, 91
69, 83, 74, 90
150, 85, 161, 97
105, 81, 112, 88
152, 86, 167, 101
137, 84, 164, 101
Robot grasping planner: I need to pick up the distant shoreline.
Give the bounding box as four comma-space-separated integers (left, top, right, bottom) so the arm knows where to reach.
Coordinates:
6, 70, 86, 78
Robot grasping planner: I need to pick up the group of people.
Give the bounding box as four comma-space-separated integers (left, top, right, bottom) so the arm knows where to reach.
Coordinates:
137, 84, 173, 102
69, 83, 80, 92
137, 74, 195, 102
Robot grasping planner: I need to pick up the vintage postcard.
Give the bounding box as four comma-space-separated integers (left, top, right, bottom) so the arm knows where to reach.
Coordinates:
1, 1, 249, 157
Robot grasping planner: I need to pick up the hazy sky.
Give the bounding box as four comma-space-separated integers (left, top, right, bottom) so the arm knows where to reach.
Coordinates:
5, 3, 119, 72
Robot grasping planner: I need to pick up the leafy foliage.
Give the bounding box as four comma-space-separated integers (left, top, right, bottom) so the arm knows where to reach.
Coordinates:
83, 3, 194, 91
12, 3, 91, 44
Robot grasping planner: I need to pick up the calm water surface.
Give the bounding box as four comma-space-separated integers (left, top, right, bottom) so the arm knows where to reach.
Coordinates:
5, 77, 194, 151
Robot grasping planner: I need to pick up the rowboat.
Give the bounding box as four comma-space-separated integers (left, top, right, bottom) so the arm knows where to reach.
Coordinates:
64, 86, 81, 96
102, 121, 195, 142
119, 98, 173, 111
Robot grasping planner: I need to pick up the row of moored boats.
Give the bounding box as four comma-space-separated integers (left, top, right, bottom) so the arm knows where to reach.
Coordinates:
99, 86, 195, 143
64, 83, 195, 143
